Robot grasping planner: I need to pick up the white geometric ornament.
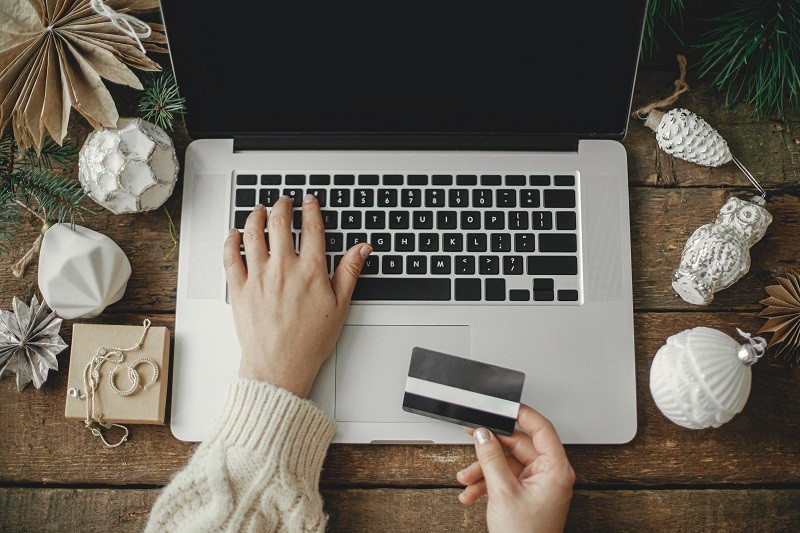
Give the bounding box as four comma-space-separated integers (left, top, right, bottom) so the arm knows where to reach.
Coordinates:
38, 224, 132, 320
78, 117, 179, 214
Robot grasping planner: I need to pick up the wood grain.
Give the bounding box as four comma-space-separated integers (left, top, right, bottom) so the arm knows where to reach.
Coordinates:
2, 487, 799, 532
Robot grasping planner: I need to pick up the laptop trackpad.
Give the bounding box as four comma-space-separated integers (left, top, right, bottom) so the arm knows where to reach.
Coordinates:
334, 325, 471, 423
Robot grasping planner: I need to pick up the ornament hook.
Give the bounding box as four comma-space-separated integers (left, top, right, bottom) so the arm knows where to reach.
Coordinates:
731, 156, 766, 199
86, 421, 129, 448
736, 328, 767, 365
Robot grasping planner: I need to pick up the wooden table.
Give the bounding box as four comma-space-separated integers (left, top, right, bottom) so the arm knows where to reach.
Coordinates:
2, 66, 800, 531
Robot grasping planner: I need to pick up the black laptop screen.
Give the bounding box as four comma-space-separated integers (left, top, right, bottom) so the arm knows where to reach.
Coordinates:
162, 3, 647, 141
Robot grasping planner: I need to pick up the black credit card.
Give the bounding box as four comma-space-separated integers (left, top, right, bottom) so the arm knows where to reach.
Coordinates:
402, 347, 526, 436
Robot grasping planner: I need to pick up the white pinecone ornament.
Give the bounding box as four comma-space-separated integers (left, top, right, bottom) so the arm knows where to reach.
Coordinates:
645, 108, 732, 167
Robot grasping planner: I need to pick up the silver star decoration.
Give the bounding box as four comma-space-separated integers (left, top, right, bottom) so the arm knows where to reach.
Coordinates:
0, 296, 67, 391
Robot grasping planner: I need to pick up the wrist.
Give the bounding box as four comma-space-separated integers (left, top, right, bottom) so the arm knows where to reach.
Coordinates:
238, 356, 314, 398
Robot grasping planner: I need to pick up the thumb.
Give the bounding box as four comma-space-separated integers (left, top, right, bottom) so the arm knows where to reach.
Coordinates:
473, 428, 517, 497
331, 243, 372, 303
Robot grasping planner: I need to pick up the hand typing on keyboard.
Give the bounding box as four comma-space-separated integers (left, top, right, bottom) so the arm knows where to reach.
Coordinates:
223, 195, 372, 397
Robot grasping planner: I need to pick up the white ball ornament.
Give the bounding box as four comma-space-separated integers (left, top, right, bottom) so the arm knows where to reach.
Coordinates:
649, 327, 765, 429
78, 117, 179, 214
37, 224, 132, 320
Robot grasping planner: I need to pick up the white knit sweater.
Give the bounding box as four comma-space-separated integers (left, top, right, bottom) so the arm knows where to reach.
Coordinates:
146, 377, 336, 532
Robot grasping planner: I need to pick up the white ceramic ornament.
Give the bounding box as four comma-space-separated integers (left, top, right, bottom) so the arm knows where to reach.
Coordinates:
649, 327, 765, 429
38, 224, 132, 319
78, 117, 179, 214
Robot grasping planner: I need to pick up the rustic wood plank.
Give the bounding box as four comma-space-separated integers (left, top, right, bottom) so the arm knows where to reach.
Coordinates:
2, 487, 800, 532
1, 312, 798, 486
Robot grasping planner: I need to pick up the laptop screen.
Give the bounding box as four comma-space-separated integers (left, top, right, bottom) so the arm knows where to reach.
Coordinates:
162, 3, 647, 142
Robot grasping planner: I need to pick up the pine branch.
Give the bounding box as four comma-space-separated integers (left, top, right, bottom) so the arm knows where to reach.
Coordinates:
17, 137, 78, 171
138, 69, 187, 131
0, 189, 20, 254
11, 167, 91, 224
642, 0, 685, 57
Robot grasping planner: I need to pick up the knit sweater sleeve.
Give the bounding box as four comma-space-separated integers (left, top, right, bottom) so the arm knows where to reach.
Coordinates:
145, 377, 336, 532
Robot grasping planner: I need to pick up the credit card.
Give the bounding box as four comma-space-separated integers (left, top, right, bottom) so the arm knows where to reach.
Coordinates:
402, 347, 526, 436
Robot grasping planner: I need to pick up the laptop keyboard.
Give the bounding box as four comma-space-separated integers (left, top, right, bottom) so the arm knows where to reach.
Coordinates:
231, 173, 581, 304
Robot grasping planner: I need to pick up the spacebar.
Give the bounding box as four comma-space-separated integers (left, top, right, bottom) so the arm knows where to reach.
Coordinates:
352, 278, 452, 301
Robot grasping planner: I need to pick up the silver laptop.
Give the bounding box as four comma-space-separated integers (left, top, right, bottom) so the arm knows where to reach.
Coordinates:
163, 3, 647, 444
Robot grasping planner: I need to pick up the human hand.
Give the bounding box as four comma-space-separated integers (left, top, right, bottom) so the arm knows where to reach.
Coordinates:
457, 405, 575, 533
223, 195, 372, 398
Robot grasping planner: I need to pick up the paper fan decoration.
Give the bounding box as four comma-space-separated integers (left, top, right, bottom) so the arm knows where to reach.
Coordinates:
758, 271, 800, 364
0, 0, 167, 152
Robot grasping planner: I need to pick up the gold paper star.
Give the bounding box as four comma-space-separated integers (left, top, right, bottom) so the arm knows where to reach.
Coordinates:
758, 270, 800, 364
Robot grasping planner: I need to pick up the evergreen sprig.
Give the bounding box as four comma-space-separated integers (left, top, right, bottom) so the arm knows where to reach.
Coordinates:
696, 0, 800, 116
642, 0, 685, 57
138, 69, 187, 131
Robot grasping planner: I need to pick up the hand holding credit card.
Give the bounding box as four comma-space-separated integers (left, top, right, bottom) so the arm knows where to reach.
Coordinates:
402, 347, 526, 436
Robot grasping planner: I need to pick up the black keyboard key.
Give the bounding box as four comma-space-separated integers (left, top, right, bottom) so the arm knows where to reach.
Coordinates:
235, 189, 256, 207
534, 290, 555, 302
539, 233, 577, 252
431, 256, 451, 274
293, 210, 303, 229
509, 211, 529, 230
309, 174, 330, 185
558, 289, 579, 302
371, 233, 391, 251
346, 233, 368, 248
394, 233, 415, 251
496, 189, 516, 207
352, 278, 451, 301
533, 278, 555, 291
554, 175, 575, 186
520, 189, 540, 208
354, 189, 374, 207
283, 188, 303, 206
443, 233, 464, 252
467, 233, 487, 252
365, 211, 386, 229
406, 255, 427, 274
236, 174, 257, 185
418, 233, 439, 252
362, 255, 379, 274
334, 174, 355, 185
389, 211, 410, 229
527, 256, 578, 275
530, 175, 550, 186
503, 255, 524, 275
341, 211, 362, 229
306, 188, 327, 207
544, 189, 576, 208
331, 189, 351, 207
455, 279, 481, 301
531, 211, 553, 230
449, 189, 469, 208
484, 211, 505, 229
490, 233, 511, 252
426, 189, 446, 207
259, 188, 280, 206
358, 174, 379, 185
479, 256, 500, 275
473, 189, 493, 208
285, 174, 305, 185
506, 175, 526, 186
402, 189, 422, 208
432, 175, 453, 186
456, 174, 477, 186
556, 211, 577, 230
408, 174, 428, 185
383, 174, 404, 185
378, 189, 398, 207
480, 174, 502, 186
510, 289, 531, 301
261, 174, 281, 185
234, 210, 249, 229
413, 211, 434, 230
382, 255, 403, 274
485, 279, 506, 301
321, 210, 338, 229
325, 232, 343, 252
514, 233, 536, 252
437, 210, 457, 229
461, 211, 481, 229
455, 256, 476, 275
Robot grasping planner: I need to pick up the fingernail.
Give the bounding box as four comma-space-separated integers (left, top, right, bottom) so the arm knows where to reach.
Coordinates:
360, 244, 372, 259
474, 428, 490, 444
303, 193, 315, 204
254, 203, 265, 211
229, 227, 238, 236
458, 490, 467, 501
456, 469, 465, 480
280, 195, 290, 201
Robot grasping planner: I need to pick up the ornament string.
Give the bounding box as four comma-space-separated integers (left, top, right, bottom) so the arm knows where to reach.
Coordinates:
90, 0, 152, 54
10, 201, 51, 279
736, 328, 767, 365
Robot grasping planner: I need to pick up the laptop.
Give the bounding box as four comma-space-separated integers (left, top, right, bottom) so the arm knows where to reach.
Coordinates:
162, 3, 647, 444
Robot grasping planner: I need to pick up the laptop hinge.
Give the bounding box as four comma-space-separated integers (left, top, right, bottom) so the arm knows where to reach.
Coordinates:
232, 134, 579, 152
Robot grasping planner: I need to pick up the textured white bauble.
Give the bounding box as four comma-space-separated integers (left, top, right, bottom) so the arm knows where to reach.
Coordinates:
78, 117, 179, 214
37, 224, 132, 319
649, 327, 762, 429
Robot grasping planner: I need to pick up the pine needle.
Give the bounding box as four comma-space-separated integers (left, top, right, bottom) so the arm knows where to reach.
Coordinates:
642, 0, 685, 57
138, 69, 187, 131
